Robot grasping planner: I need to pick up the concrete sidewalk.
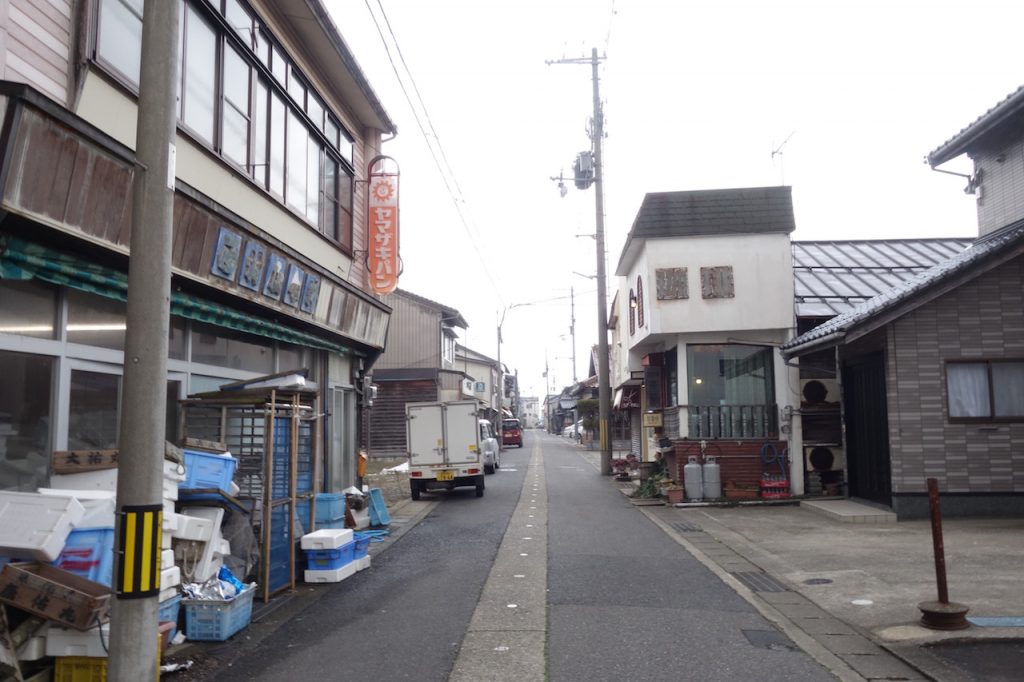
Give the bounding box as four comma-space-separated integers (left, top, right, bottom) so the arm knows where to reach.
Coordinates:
574, 444, 1024, 680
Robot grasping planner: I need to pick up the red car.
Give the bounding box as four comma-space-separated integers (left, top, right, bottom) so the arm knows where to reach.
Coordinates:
501, 418, 523, 448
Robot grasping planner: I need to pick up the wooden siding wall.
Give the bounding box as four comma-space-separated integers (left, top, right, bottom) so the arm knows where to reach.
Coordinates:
975, 142, 1024, 238
365, 379, 437, 457
374, 293, 441, 369
1, 1, 71, 105
887, 255, 1024, 494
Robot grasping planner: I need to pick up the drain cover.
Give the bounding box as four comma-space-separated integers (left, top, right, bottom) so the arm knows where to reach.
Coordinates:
804, 578, 833, 585
732, 571, 790, 593
671, 522, 703, 533
742, 629, 797, 651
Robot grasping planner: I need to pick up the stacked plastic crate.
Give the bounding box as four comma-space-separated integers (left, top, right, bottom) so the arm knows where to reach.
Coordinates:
301, 528, 357, 583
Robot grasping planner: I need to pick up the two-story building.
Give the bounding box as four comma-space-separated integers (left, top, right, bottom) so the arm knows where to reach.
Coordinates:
0, 1, 394, 494
365, 289, 470, 458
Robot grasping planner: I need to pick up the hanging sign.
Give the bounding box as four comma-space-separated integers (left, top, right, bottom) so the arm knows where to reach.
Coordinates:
366, 156, 400, 295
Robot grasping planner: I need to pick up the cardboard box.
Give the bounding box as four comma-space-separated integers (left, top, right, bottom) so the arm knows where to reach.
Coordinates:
0, 563, 110, 631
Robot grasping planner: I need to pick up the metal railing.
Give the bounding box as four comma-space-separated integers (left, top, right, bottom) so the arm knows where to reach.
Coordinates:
685, 403, 777, 439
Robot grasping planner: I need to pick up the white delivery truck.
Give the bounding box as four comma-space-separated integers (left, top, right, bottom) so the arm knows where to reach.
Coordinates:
406, 400, 486, 500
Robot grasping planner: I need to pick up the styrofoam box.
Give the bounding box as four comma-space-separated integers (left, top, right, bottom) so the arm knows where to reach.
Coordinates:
164, 459, 186, 482
161, 548, 175, 570
37, 489, 116, 528
162, 564, 181, 588
17, 634, 47, 661
0, 491, 85, 561
355, 555, 371, 572
49, 469, 118, 491
161, 531, 173, 550
304, 561, 357, 583
163, 499, 176, 519
163, 478, 179, 501
300, 528, 353, 551
171, 513, 214, 542
159, 585, 179, 602
163, 512, 179, 533
213, 538, 230, 557
46, 622, 110, 658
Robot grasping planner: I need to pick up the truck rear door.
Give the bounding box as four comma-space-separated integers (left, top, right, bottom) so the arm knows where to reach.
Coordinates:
407, 402, 446, 467
444, 401, 480, 466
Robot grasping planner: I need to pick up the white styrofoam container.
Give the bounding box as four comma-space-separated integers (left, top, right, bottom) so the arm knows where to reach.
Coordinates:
213, 538, 230, 557
300, 528, 353, 551
164, 459, 186, 482
159, 585, 179, 602
0, 491, 85, 561
161, 548, 175, 570
37, 488, 116, 528
163, 498, 176, 520
163, 512, 179, 532
45, 623, 110, 658
304, 561, 357, 584
17, 634, 47, 661
163, 478, 179, 501
355, 555, 371, 572
161, 564, 181, 588
161, 532, 173, 550
49, 469, 118, 491
170, 513, 214, 542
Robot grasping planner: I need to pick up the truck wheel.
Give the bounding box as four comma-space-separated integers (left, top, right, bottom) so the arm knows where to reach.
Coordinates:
410, 480, 421, 501
484, 463, 495, 475
475, 476, 485, 498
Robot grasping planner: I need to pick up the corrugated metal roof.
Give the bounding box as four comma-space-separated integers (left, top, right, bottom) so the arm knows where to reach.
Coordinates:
785, 223, 1024, 355
792, 238, 972, 318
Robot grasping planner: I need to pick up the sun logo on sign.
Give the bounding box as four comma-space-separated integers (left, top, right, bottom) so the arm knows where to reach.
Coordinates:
371, 179, 395, 202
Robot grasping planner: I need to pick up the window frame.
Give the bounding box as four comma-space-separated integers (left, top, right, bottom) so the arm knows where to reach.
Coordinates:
945, 358, 1024, 423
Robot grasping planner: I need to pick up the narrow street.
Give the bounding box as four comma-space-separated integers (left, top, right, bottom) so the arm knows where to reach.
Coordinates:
183, 429, 899, 681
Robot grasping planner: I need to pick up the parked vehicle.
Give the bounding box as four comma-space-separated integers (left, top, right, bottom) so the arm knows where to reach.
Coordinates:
501, 418, 523, 448
406, 400, 486, 500
480, 419, 501, 474
561, 419, 583, 439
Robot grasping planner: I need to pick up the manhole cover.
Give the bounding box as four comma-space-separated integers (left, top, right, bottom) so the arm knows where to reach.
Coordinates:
742, 629, 797, 651
804, 578, 833, 585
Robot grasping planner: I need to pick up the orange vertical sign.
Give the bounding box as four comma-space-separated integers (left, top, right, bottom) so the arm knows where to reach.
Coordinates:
367, 156, 400, 295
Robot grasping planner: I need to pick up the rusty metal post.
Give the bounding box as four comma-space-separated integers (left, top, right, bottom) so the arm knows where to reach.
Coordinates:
918, 477, 969, 630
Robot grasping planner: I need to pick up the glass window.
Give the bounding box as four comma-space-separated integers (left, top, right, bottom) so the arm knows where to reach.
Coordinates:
221, 44, 251, 167
223, 0, 253, 48
325, 117, 340, 150
68, 370, 120, 450
271, 45, 288, 86
947, 360, 1024, 420
255, 29, 270, 66
189, 374, 232, 395
0, 352, 54, 491
182, 5, 217, 143
166, 379, 182, 444
0, 280, 58, 339
66, 290, 126, 351
287, 66, 305, 106
169, 316, 187, 360
286, 109, 308, 214
269, 91, 286, 197
97, 0, 143, 84
306, 137, 320, 223
253, 80, 269, 186
278, 344, 304, 373
307, 95, 324, 132
190, 321, 273, 373
323, 158, 339, 242
687, 344, 774, 406
339, 172, 353, 249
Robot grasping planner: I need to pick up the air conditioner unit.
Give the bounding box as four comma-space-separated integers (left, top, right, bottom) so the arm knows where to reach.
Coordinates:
799, 378, 839, 407
804, 445, 844, 473
461, 379, 474, 396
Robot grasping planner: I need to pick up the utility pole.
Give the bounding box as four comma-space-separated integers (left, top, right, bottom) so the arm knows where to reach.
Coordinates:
108, 2, 179, 680
570, 286, 579, 442
547, 48, 613, 474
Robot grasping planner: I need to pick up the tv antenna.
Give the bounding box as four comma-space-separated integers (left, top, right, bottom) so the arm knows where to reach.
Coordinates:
771, 131, 795, 185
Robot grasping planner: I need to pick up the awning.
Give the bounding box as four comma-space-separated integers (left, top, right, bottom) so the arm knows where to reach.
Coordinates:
0, 236, 350, 354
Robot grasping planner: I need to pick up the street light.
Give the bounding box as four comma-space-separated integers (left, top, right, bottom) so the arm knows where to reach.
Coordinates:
496, 302, 532, 439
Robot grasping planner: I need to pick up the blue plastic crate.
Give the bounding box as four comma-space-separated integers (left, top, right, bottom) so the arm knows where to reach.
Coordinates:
159, 593, 182, 641
352, 532, 370, 559
305, 541, 354, 570
180, 449, 237, 493
53, 527, 114, 586
183, 584, 255, 641
315, 493, 346, 523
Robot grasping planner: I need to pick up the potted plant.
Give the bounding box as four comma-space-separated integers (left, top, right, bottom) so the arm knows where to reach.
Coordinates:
665, 486, 685, 504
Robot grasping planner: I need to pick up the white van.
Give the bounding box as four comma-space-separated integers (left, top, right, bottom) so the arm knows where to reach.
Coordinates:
479, 419, 500, 474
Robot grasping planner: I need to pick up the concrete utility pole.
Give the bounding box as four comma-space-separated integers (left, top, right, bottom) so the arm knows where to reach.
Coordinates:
109, 1, 180, 679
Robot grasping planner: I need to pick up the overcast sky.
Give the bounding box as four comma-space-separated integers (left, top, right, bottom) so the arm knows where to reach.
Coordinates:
329, 0, 1024, 398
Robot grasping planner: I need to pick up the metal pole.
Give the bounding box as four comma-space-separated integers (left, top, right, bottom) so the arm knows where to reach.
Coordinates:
109, 1, 179, 679
591, 47, 613, 474
496, 315, 503, 442
927, 477, 949, 604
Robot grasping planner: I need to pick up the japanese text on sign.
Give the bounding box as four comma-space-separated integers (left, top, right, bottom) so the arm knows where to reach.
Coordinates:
366, 156, 400, 294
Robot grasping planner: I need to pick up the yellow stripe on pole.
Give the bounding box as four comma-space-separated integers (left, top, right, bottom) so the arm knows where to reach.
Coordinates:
117, 505, 163, 599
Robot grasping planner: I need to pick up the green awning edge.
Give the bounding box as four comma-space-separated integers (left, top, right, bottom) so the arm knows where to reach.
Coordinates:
0, 236, 350, 355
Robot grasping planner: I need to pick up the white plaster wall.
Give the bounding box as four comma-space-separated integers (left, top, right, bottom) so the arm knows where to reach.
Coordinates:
626, 232, 794, 343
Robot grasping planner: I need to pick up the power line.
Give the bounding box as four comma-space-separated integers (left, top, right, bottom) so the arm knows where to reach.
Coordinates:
363, 1, 504, 304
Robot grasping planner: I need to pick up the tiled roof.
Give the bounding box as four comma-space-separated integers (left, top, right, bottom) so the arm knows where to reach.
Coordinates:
616, 186, 794, 275
392, 288, 469, 328
784, 223, 1024, 356
927, 84, 1024, 166
792, 238, 972, 317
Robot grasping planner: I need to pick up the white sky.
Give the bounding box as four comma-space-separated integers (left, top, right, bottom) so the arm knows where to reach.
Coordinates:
328, 0, 1024, 397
